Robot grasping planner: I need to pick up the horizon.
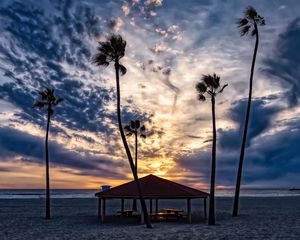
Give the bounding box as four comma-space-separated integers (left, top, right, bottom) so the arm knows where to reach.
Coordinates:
0, 187, 297, 190
1, 0, 300, 190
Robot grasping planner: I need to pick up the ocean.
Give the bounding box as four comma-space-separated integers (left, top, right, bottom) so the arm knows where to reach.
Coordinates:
0, 189, 299, 199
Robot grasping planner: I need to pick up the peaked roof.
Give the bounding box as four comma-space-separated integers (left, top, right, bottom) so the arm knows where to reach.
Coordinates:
95, 174, 209, 199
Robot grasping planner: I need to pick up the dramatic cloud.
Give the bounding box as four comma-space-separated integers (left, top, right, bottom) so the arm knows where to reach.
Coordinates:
177, 96, 300, 188
263, 17, 300, 106
0, 127, 127, 179
0, 0, 300, 188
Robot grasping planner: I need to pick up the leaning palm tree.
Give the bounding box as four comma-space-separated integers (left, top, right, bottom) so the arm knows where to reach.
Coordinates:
124, 119, 147, 211
232, 6, 265, 217
34, 88, 63, 219
92, 34, 152, 228
196, 73, 227, 225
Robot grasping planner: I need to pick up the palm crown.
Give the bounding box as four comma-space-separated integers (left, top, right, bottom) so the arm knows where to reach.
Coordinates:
196, 73, 227, 101
92, 34, 127, 75
124, 120, 146, 138
237, 6, 265, 36
34, 88, 63, 115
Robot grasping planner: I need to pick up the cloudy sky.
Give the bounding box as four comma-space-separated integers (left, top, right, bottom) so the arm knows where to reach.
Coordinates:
0, 0, 299, 189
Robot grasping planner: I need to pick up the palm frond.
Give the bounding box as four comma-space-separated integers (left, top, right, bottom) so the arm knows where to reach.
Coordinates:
245, 6, 257, 20
212, 73, 220, 89
53, 98, 63, 106
119, 64, 127, 75
198, 94, 206, 101
251, 29, 257, 36
201, 75, 211, 87
257, 15, 265, 26
124, 125, 133, 132
240, 25, 251, 36
34, 88, 63, 113
236, 18, 248, 27
218, 84, 228, 93
140, 125, 146, 132
135, 120, 140, 129
92, 53, 109, 67
202, 74, 220, 90
38, 91, 47, 100
33, 101, 47, 108
195, 82, 207, 94
98, 42, 113, 56
130, 120, 136, 129
140, 134, 146, 139
110, 34, 126, 58
93, 34, 126, 68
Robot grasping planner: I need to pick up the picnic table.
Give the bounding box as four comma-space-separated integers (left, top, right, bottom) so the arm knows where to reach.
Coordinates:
117, 209, 134, 217
151, 208, 184, 221
163, 208, 184, 214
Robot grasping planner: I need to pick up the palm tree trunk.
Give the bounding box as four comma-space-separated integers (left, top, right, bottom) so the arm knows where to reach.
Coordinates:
232, 24, 259, 217
135, 131, 138, 173
208, 96, 216, 225
132, 131, 138, 211
114, 61, 152, 228
45, 108, 51, 219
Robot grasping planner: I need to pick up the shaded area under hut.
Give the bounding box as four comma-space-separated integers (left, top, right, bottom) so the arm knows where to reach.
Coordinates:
95, 174, 209, 224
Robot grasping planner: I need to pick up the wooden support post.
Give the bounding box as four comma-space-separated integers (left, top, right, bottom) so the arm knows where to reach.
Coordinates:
187, 198, 192, 223
121, 198, 124, 212
204, 198, 207, 219
155, 199, 158, 214
101, 198, 106, 223
141, 209, 144, 224
97, 198, 101, 219
150, 199, 153, 214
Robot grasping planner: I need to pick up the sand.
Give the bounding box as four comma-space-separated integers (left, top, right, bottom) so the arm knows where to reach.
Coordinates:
0, 197, 299, 240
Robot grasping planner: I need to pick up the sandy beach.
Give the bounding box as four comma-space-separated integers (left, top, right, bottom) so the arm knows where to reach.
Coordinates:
1, 196, 299, 240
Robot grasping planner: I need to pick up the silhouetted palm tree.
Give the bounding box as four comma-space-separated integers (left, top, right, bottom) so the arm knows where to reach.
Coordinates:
124, 120, 147, 174
34, 88, 63, 219
92, 34, 152, 228
232, 6, 265, 217
196, 73, 227, 225
124, 119, 147, 211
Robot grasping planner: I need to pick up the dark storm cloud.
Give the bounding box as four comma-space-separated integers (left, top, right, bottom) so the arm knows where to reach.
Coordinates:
219, 96, 282, 150
0, 0, 152, 179
263, 17, 300, 106
0, 127, 126, 178
0, 1, 105, 131
0, 0, 149, 136
177, 96, 300, 187
175, 11, 300, 187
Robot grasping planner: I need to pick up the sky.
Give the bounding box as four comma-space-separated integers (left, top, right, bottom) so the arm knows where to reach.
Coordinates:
0, 0, 300, 189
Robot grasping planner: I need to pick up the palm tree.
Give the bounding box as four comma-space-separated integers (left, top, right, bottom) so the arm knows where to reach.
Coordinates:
34, 88, 63, 219
232, 6, 265, 217
196, 73, 227, 225
124, 119, 147, 211
92, 34, 152, 228
124, 120, 147, 174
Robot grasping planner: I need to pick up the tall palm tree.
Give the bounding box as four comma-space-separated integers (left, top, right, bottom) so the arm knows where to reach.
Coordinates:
124, 119, 147, 211
34, 88, 63, 219
196, 73, 227, 225
232, 6, 265, 217
92, 34, 152, 228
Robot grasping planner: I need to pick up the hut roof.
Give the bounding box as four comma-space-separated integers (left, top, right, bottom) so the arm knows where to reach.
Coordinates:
95, 174, 209, 199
